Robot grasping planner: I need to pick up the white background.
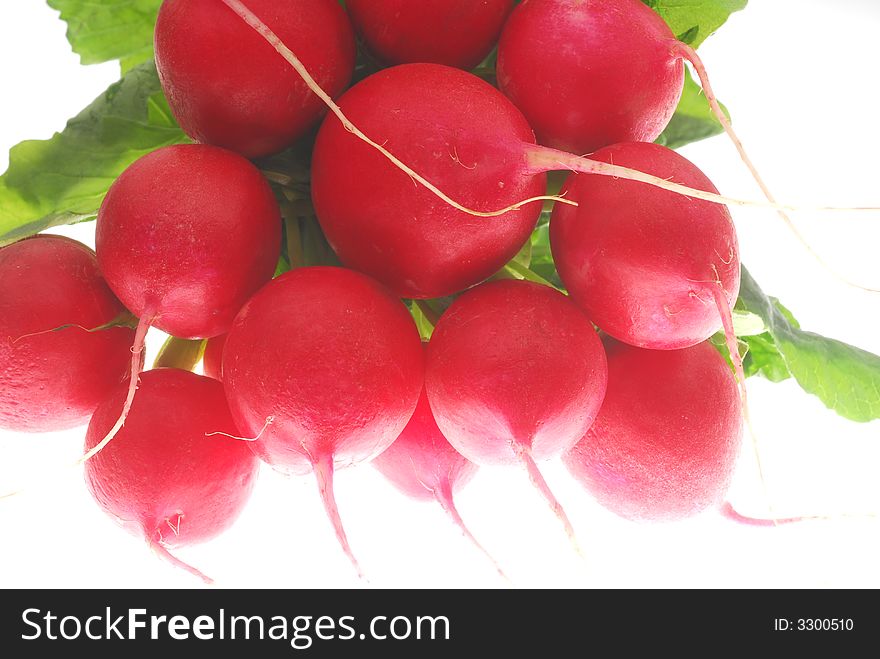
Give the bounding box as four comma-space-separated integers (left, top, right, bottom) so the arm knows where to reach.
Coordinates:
1, 0, 878, 589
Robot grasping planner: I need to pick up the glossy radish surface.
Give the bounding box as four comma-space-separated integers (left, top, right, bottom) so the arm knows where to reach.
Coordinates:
222, 266, 424, 575
96, 144, 281, 339
0, 235, 134, 432
564, 339, 742, 521
425, 279, 607, 543
550, 141, 740, 350
346, 0, 515, 70
311, 63, 545, 299
155, 0, 355, 158
496, 0, 684, 153
84, 368, 259, 581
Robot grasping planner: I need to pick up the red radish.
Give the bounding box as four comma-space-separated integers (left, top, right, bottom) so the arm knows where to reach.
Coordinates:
345, 0, 515, 70
311, 63, 546, 299
202, 334, 227, 381
155, 0, 355, 158
496, 0, 684, 154
222, 267, 424, 577
310, 62, 772, 299
564, 339, 742, 522
84, 368, 259, 582
0, 235, 133, 432
425, 279, 607, 547
373, 373, 504, 577
97, 143, 281, 340
224, 0, 874, 300
550, 141, 740, 352
495, 0, 816, 278
549, 143, 766, 510
85, 143, 280, 465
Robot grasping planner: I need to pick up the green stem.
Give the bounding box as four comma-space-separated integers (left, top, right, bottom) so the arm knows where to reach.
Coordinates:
153, 336, 206, 372
504, 260, 561, 291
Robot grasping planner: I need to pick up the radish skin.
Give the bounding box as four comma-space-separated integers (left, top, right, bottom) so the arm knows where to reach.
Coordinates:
346, 0, 515, 70
222, 267, 424, 577
155, 0, 355, 158
549, 142, 740, 352
564, 340, 742, 522
84, 368, 259, 582
425, 279, 607, 550
84, 144, 281, 465
0, 235, 134, 433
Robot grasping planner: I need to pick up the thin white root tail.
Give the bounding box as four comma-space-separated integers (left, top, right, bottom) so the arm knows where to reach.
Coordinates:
720, 501, 878, 526
513, 442, 583, 560
148, 533, 214, 584
313, 452, 366, 580
709, 284, 777, 524
77, 312, 152, 466
219, 0, 880, 220
433, 480, 510, 582
205, 415, 275, 442
677, 42, 880, 293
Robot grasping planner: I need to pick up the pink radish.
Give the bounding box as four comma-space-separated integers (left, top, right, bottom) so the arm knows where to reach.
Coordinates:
496, 0, 685, 154
84, 143, 280, 464
309, 62, 770, 300
155, 0, 355, 158
97, 144, 280, 340
202, 333, 227, 381
373, 372, 504, 577
425, 279, 607, 547
0, 235, 134, 432
494, 0, 827, 283
345, 0, 515, 70
84, 368, 259, 582
311, 63, 546, 299
222, 267, 424, 577
550, 141, 740, 353
564, 339, 742, 522
223, 0, 876, 302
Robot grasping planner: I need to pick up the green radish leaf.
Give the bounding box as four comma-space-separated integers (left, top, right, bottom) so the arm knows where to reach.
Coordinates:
0, 62, 188, 247
656, 69, 729, 149
739, 267, 880, 422
642, 0, 747, 48
741, 332, 791, 383
47, 0, 162, 72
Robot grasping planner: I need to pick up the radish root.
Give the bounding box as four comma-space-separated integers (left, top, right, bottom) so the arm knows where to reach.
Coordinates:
720, 502, 812, 527
205, 415, 275, 442
720, 501, 878, 526
676, 41, 880, 293
709, 284, 777, 524
77, 311, 152, 466
433, 479, 509, 581
148, 531, 214, 584
313, 452, 366, 580
512, 441, 582, 559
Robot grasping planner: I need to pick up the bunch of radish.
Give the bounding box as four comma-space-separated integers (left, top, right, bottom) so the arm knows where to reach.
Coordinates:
2, 0, 862, 585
